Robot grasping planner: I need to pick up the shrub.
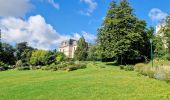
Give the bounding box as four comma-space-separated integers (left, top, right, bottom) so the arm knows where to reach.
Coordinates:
30, 66, 41, 70
145, 67, 155, 78
66, 65, 77, 71
124, 65, 134, 71
55, 63, 67, 70
120, 65, 124, 70
78, 64, 87, 69
41, 61, 87, 72
45, 63, 68, 71
17, 66, 30, 70
66, 64, 87, 71
41, 66, 52, 70
134, 63, 146, 72
161, 53, 170, 60
0, 62, 8, 71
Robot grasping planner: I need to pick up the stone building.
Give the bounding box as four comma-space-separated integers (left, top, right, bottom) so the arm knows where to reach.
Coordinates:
59, 39, 77, 58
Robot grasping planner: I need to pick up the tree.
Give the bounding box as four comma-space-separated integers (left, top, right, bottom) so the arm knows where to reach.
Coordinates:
74, 37, 88, 61
20, 49, 32, 66
30, 50, 49, 66
0, 43, 16, 65
16, 42, 33, 61
159, 15, 170, 60
87, 45, 101, 61
0, 29, 2, 62
97, 0, 151, 64
55, 52, 65, 64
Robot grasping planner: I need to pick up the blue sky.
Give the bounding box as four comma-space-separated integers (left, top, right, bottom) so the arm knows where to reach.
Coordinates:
0, 0, 169, 50
28, 0, 170, 34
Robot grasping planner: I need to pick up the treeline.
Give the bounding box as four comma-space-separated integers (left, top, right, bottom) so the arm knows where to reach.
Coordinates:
0, 42, 67, 70
0, 37, 99, 71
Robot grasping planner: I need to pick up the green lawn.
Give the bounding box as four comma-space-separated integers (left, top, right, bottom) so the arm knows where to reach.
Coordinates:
1, 62, 170, 100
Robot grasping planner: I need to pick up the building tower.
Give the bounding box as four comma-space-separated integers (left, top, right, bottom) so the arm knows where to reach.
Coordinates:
59, 39, 77, 58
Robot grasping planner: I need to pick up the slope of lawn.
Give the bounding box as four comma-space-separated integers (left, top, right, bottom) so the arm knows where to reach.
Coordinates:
1, 62, 170, 100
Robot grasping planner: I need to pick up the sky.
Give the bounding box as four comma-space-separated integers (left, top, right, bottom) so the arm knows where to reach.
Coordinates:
0, 0, 170, 50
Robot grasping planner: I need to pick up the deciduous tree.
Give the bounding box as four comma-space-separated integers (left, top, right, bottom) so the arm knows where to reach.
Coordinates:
97, 0, 151, 64
74, 37, 88, 61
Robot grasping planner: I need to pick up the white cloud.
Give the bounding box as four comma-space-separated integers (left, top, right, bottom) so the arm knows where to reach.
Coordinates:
0, 0, 33, 17
80, 0, 97, 16
0, 15, 96, 50
149, 8, 168, 23
82, 31, 96, 43
71, 31, 96, 43
48, 0, 60, 10
0, 15, 65, 50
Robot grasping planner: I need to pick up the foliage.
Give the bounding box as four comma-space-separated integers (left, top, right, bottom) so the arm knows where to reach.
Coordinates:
66, 64, 86, 71
20, 49, 33, 66
55, 52, 66, 64
30, 50, 49, 66
41, 61, 86, 72
15, 60, 23, 67
119, 65, 124, 70
17, 66, 30, 71
123, 65, 134, 71
97, 0, 152, 64
119, 65, 134, 71
134, 63, 146, 72
74, 37, 88, 61
0, 61, 8, 71
0, 43, 16, 65
87, 45, 101, 61
16, 42, 33, 61
30, 66, 41, 70
158, 15, 170, 60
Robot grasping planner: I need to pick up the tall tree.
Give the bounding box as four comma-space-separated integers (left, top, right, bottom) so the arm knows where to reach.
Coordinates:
1, 43, 16, 65
0, 29, 2, 61
97, 0, 151, 64
87, 45, 101, 61
159, 15, 170, 60
16, 42, 33, 61
74, 37, 88, 61
160, 16, 170, 50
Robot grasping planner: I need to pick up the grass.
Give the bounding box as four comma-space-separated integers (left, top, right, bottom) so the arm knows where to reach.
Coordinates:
1, 62, 170, 100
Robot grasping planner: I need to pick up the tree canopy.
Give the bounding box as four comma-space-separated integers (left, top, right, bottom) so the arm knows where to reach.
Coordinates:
74, 37, 88, 61
97, 0, 152, 64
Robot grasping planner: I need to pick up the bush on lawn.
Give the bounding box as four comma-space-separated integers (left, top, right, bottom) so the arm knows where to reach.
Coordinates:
30, 66, 41, 70
134, 63, 146, 72
119, 65, 124, 70
0, 62, 8, 71
17, 66, 30, 70
66, 64, 87, 71
41, 61, 87, 72
41, 66, 52, 70
120, 65, 134, 71
124, 65, 134, 71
